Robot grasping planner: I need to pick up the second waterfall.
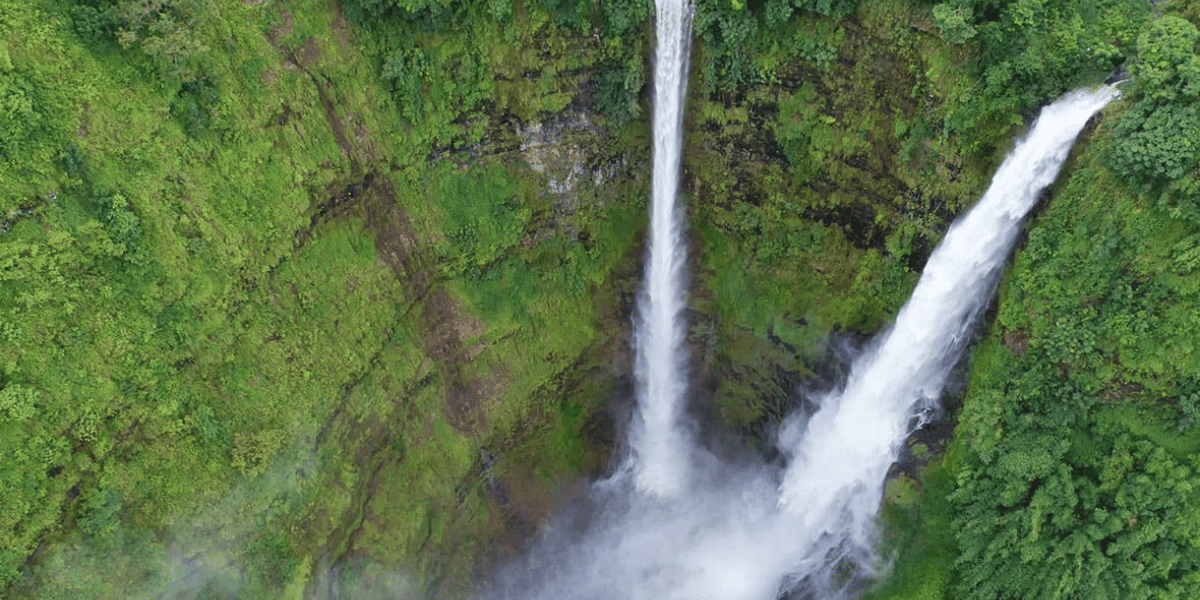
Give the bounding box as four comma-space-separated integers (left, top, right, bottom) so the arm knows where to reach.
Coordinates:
631, 0, 695, 497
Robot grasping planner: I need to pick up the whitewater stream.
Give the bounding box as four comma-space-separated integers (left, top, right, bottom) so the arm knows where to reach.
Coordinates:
490, 0, 1119, 594
630, 0, 695, 498
773, 84, 1121, 556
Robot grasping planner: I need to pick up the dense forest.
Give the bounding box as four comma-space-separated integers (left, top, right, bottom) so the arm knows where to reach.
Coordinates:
1, 0, 1198, 598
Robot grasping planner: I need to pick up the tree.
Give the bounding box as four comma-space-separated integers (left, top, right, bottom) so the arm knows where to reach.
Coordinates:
1130, 16, 1200, 104
1109, 100, 1200, 188
1110, 16, 1200, 188
933, 4, 977, 45
0, 71, 52, 164
953, 428, 1200, 599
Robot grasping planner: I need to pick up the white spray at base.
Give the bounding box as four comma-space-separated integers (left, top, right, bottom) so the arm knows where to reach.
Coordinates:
630, 0, 695, 498
488, 38, 1119, 600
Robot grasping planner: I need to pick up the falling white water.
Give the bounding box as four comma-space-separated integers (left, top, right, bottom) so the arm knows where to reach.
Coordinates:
774, 85, 1121, 555
631, 0, 695, 497
493, 87, 1118, 600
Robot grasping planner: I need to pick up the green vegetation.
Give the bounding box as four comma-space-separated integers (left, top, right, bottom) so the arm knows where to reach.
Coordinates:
1110, 15, 1200, 189
1, 0, 1198, 597
940, 84, 1200, 597
1, 0, 645, 596
871, 5, 1200, 598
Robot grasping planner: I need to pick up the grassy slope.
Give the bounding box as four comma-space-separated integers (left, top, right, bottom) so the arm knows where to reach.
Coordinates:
1, 0, 647, 597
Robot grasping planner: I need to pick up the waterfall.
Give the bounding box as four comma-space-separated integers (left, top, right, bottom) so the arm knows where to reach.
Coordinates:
630, 0, 695, 497
774, 86, 1120, 560
492, 63, 1118, 600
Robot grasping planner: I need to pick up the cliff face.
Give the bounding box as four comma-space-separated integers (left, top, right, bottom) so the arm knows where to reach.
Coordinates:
683, 7, 996, 441
5, 0, 1196, 598
1, 1, 653, 596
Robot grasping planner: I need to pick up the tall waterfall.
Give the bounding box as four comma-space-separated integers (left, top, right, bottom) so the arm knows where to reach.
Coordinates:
492, 66, 1118, 600
773, 85, 1121, 571
631, 0, 695, 497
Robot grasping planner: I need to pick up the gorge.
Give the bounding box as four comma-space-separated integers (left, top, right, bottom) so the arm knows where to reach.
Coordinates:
492, 5, 1120, 591
2, 1, 1199, 599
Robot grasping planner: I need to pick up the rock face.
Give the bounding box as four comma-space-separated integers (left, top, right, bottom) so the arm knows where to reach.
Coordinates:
519, 115, 593, 196
519, 112, 623, 205
516, 110, 638, 249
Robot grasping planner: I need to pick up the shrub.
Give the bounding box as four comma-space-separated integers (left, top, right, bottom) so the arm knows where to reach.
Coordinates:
1109, 100, 1200, 188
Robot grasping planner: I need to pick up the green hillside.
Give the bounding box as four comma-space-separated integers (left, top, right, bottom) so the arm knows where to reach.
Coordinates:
1, 0, 1197, 598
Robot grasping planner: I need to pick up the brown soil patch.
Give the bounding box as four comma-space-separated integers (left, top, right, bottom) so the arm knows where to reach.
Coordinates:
267, 10, 299, 72
1102, 380, 1146, 403
419, 289, 486, 362
268, 9, 294, 45
417, 290, 507, 436
261, 6, 373, 165
1003, 328, 1030, 356
365, 179, 428, 295
298, 38, 323, 69
444, 373, 506, 436
352, 114, 369, 144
